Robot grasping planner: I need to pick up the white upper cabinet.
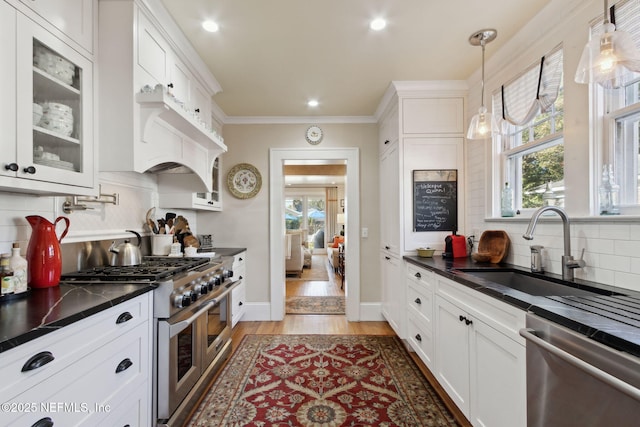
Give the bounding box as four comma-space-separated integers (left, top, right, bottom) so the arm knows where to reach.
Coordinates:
16, 0, 94, 55
0, 2, 95, 195
99, 0, 225, 193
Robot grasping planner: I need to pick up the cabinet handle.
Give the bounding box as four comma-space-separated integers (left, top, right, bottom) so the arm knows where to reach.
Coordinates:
23, 165, 37, 174
167, 83, 174, 88
4, 163, 18, 172
31, 418, 54, 427
414, 298, 422, 305
238, 301, 243, 306
414, 272, 421, 279
116, 311, 133, 324
239, 275, 243, 280
385, 256, 391, 260
239, 257, 244, 261
384, 139, 390, 145
459, 315, 473, 326
384, 245, 391, 250
22, 351, 55, 372
415, 334, 422, 342
115, 358, 133, 373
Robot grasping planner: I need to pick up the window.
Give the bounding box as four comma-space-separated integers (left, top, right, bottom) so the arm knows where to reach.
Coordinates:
598, 0, 640, 213
493, 46, 564, 212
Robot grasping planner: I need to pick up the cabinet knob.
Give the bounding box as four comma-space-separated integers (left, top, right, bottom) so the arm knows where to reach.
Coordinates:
23, 165, 37, 174
414, 272, 421, 278
167, 83, 174, 88
414, 298, 422, 305
385, 256, 391, 260
415, 334, 422, 342
384, 139, 390, 145
459, 315, 465, 322
238, 301, 243, 306
384, 245, 391, 250
22, 351, 55, 372
31, 418, 54, 427
116, 311, 133, 324
115, 358, 133, 373
4, 163, 18, 172
195, 108, 200, 113
465, 318, 473, 326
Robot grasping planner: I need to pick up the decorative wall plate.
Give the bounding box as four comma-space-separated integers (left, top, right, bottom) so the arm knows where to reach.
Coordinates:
227, 163, 262, 199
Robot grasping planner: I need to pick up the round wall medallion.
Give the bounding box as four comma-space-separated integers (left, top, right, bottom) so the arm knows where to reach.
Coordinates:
227, 163, 262, 199
305, 126, 323, 145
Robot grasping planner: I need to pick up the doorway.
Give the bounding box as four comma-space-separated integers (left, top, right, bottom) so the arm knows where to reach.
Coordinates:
269, 148, 360, 321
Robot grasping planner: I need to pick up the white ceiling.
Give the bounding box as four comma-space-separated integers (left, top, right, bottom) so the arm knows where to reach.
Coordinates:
160, 0, 553, 119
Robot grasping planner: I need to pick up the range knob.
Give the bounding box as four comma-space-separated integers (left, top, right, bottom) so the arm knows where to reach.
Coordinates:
212, 274, 223, 286
173, 292, 193, 308
194, 281, 208, 295
224, 269, 234, 279
188, 290, 198, 302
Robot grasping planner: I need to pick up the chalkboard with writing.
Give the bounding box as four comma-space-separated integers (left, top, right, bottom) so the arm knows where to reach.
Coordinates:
413, 170, 458, 232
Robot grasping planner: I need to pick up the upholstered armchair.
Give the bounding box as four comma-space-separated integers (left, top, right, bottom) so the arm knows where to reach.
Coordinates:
285, 231, 305, 277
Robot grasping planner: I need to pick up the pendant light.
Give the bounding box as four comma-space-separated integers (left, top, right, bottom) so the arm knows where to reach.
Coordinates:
467, 29, 499, 140
574, 0, 640, 88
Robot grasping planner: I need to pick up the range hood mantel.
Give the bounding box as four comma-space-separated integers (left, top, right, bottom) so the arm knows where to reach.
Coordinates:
136, 91, 227, 193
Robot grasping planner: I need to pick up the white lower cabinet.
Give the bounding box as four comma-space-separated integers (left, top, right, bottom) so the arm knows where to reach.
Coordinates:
434, 277, 526, 427
0, 293, 152, 427
230, 251, 247, 327
381, 252, 403, 337
405, 263, 435, 369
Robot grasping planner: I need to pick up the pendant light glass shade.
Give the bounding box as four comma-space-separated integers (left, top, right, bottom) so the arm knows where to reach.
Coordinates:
467, 106, 500, 139
467, 29, 498, 140
574, 2, 640, 88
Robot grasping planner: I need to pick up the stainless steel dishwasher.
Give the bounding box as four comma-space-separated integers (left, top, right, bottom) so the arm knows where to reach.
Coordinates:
520, 313, 640, 427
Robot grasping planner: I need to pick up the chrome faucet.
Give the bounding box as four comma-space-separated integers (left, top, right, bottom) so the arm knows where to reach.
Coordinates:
522, 206, 585, 281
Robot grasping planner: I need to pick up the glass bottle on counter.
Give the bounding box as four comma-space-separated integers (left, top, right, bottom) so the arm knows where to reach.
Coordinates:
599, 164, 620, 215
10, 243, 28, 293
1, 253, 14, 295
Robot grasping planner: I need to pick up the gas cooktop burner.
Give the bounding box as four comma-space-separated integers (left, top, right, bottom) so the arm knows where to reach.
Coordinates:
61, 256, 211, 282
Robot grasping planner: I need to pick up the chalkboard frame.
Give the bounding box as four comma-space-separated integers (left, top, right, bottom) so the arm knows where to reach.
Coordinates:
412, 169, 458, 232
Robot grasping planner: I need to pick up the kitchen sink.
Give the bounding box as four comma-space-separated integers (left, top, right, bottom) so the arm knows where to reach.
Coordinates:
454, 269, 623, 297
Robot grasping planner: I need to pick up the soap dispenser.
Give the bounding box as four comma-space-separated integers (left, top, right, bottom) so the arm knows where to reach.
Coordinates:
530, 245, 544, 273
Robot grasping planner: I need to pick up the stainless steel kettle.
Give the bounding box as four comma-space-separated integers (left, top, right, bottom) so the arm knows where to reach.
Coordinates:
109, 230, 142, 266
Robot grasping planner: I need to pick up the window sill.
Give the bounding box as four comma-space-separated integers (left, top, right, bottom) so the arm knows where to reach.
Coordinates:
485, 215, 640, 224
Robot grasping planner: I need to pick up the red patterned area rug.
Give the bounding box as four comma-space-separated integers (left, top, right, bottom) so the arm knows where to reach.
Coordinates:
187, 335, 459, 426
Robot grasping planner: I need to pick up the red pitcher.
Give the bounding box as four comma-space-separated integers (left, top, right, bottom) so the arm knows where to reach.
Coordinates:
26, 215, 70, 288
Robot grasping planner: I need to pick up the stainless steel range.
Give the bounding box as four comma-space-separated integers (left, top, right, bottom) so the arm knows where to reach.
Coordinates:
62, 256, 239, 427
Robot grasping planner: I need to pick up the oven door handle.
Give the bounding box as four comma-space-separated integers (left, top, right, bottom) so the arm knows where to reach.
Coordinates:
169, 301, 214, 338
519, 327, 640, 402
210, 280, 240, 305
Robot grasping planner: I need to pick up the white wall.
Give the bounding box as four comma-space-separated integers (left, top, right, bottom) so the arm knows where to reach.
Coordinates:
465, 0, 640, 293
195, 123, 380, 303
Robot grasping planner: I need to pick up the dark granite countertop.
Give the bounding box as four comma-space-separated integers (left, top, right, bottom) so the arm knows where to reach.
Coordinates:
0, 283, 155, 354
404, 255, 640, 357
209, 247, 246, 257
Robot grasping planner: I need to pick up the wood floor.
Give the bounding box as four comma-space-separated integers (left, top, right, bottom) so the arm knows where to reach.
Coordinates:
226, 253, 472, 427
285, 253, 345, 297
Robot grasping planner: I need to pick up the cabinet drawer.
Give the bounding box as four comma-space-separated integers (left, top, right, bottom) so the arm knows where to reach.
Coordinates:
407, 313, 434, 369
97, 380, 149, 427
406, 263, 435, 291
437, 277, 525, 344
9, 322, 149, 426
407, 282, 433, 325
0, 294, 150, 400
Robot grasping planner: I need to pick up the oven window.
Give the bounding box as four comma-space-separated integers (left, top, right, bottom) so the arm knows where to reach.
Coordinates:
207, 301, 228, 346
177, 323, 195, 380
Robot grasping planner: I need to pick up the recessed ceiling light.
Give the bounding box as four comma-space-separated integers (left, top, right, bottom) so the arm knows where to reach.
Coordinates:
370, 18, 386, 31
307, 99, 319, 107
202, 20, 219, 33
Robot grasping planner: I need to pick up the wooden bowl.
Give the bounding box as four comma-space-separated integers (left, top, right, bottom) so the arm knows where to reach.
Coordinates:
477, 230, 510, 264
472, 252, 492, 263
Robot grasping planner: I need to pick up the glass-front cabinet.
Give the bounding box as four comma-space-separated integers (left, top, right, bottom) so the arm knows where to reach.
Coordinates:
158, 157, 223, 211
194, 157, 222, 210
0, 9, 94, 194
